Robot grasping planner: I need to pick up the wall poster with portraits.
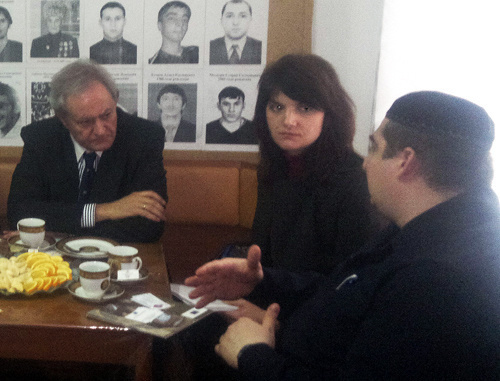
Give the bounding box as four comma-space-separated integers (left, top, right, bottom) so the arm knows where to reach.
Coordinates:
0, 0, 269, 152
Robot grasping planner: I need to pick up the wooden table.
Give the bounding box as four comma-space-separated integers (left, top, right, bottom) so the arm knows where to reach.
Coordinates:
0, 242, 170, 380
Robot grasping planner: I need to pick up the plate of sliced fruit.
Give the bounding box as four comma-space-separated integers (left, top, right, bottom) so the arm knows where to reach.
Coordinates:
0, 251, 73, 296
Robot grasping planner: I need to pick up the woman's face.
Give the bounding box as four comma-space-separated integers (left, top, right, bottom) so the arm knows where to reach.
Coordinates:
266, 91, 324, 156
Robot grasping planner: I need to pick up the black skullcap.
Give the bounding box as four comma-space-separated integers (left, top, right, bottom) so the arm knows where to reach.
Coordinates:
386, 91, 494, 151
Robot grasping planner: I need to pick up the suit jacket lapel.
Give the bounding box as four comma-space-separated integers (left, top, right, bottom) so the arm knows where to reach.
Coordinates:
60, 128, 80, 200
90, 110, 126, 202
92, 147, 124, 202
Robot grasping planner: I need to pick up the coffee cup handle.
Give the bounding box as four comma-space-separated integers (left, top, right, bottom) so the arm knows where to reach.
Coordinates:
101, 278, 111, 293
109, 259, 119, 274
133, 257, 142, 270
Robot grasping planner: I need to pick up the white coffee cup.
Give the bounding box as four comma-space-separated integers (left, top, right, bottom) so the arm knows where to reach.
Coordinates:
79, 261, 110, 299
17, 218, 45, 248
107, 246, 142, 277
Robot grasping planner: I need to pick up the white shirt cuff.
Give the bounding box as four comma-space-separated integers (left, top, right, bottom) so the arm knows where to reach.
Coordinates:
81, 203, 96, 228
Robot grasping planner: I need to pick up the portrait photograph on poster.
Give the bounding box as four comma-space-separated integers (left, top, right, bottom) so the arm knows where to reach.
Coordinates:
203, 68, 260, 151
116, 83, 138, 115
0, 0, 25, 63
144, 0, 205, 66
205, 0, 268, 66
30, 82, 52, 121
145, 69, 200, 148
28, 68, 58, 122
108, 67, 142, 116
84, 0, 143, 65
0, 73, 24, 143
29, 0, 80, 60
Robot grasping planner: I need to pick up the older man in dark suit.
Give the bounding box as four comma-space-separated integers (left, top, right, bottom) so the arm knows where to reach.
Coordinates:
8, 60, 167, 243
209, 0, 261, 65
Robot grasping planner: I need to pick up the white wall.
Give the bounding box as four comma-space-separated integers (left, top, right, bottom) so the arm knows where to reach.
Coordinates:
312, 0, 384, 155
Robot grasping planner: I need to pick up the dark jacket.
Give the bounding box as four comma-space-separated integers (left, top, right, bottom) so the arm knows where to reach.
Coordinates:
252, 152, 376, 275
159, 118, 196, 143
30, 32, 79, 58
209, 37, 261, 65
173, 119, 196, 142
205, 119, 257, 144
90, 38, 137, 64
8, 108, 167, 243
0, 40, 22, 62
240, 189, 500, 379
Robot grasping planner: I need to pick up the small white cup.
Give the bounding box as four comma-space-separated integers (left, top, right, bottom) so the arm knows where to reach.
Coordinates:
79, 261, 110, 299
108, 246, 142, 277
17, 218, 45, 248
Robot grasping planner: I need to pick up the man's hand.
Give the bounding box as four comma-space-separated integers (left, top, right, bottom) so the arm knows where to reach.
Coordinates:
221, 299, 281, 330
215, 303, 280, 369
95, 190, 166, 222
185, 245, 264, 309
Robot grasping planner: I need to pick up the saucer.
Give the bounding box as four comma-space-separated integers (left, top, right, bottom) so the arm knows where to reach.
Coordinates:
111, 268, 149, 284
56, 236, 119, 259
8, 233, 57, 252
67, 281, 124, 303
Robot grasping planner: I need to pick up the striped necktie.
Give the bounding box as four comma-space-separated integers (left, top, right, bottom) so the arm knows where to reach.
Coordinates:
79, 151, 96, 202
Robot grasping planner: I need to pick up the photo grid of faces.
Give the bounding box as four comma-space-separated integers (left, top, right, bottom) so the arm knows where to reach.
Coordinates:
0, 0, 269, 151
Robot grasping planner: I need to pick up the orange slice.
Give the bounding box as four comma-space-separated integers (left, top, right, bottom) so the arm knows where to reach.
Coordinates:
24, 280, 37, 294
41, 277, 53, 291
56, 267, 72, 277
31, 269, 48, 278
57, 273, 72, 283
34, 278, 45, 291
30, 259, 54, 269
26, 253, 51, 267
54, 275, 68, 285
47, 276, 57, 287
35, 263, 57, 276
50, 276, 61, 287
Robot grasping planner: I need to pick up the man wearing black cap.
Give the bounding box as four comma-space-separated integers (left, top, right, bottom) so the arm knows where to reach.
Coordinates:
185, 91, 500, 379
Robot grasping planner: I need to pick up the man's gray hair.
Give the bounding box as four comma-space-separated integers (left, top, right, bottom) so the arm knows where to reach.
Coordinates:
49, 59, 119, 116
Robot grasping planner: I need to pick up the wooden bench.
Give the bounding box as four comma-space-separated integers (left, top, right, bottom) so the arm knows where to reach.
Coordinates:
162, 159, 257, 282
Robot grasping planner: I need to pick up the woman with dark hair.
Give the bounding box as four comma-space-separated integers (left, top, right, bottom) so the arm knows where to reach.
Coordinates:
166, 54, 378, 381
250, 54, 376, 274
